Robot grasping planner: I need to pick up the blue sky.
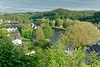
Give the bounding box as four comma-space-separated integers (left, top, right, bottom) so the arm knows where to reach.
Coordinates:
0, 0, 100, 13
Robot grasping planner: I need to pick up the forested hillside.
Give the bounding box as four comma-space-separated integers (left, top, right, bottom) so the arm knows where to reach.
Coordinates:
79, 12, 100, 23
0, 8, 93, 21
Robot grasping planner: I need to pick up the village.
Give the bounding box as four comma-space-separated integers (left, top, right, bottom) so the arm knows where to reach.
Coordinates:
0, 18, 100, 58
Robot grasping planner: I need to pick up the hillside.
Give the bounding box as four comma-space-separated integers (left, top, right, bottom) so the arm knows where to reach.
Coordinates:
79, 12, 100, 23
0, 8, 93, 21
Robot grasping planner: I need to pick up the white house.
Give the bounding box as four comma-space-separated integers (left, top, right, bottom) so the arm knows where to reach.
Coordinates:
30, 23, 37, 29
5, 20, 11, 23
59, 25, 63, 27
5, 24, 19, 32
25, 50, 35, 55
96, 24, 100, 28
0, 19, 3, 24
7, 33, 22, 45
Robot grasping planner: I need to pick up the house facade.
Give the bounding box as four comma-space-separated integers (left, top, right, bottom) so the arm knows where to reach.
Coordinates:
30, 23, 37, 29
0, 19, 3, 24
7, 33, 22, 45
5, 24, 19, 32
25, 50, 35, 55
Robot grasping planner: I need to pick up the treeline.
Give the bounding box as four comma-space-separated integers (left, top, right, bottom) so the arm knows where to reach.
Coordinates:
79, 12, 100, 23
0, 8, 93, 22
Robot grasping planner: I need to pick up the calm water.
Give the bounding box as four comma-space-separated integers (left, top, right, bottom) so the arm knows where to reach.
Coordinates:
0, 0, 100, 13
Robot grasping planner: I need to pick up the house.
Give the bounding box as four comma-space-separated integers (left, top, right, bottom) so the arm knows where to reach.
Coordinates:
0, 19, 3, 24
85, 44, 100, 57
96, 24, 100, 28
30, 23, 37, 29
94, 23, 100, 28
59, 25, 63, 27
25, 50, 35, 55
7, 33, 22, 45
5, 20, 11, 23
5, 24, 19, 32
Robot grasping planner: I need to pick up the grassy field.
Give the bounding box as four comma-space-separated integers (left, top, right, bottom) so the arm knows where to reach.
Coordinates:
21, 37, 34, 44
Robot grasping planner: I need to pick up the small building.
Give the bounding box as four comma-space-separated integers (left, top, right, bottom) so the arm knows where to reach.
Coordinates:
85, 44, 100, 57
0, 19, 3, 24
30, 23, 37, 29
59, 25, 63, 27
25, 50, 35, 55
5, 20, 11, 23
5, 24, 19, 32
96, 24, 100, 28
94, 23, 100, 28
7, 33, 22, 45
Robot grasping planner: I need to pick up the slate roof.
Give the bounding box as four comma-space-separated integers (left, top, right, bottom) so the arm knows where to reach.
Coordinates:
5, 24, 19, 28
9, 33, 21, 40
85, 44, 100, 56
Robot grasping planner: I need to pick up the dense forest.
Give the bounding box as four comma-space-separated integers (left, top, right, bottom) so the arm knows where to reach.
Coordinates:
0, 8, 100, 24
0, 8, 93, 20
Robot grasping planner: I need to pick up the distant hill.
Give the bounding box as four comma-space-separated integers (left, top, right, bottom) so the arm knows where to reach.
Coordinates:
81, 10, 98, 13
79, 12, 100, 23
0, 8, 93, 21
30, 8, 93, 20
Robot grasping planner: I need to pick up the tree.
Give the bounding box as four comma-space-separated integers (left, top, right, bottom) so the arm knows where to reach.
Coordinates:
65, 22, 100, 47
41, 18, 46, 23
63, 18, 73, 28
50, 20, 55, 27
57, 19, 64, 27
34, 37, 100, 67
0, 24, 4, 29
20, 24, 33, 38
42, 24, 53, 39
22, 29, 33, 38
36, 26, 45, 40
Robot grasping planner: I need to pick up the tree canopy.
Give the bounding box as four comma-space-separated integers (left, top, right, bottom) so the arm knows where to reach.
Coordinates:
36, 26, 45, 40
65, 22, 100, 47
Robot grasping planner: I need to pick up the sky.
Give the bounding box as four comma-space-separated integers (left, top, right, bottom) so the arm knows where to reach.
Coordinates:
0, 0, 100, 13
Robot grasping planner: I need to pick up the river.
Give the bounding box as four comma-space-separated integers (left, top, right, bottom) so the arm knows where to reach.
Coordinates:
49, 29, 63, 45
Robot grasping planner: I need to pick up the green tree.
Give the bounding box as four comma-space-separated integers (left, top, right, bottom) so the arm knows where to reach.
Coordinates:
50, 20, 55, 27
63, 18, 73, 28
65, 22, 100, 47
20, 24, 33, 38
0, 24, 4, 29
43, 25, 53, 39
57, 19, 64, 27
22, 29, 33, 38
36, 26, 45, 40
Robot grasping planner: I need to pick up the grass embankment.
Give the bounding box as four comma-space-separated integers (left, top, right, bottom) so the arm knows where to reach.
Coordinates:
52, 27, 66, 31
21, 37, 34, 44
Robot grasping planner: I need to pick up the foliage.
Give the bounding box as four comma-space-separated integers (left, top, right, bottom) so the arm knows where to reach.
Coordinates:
36, 26, 45, 40
34, 37, 100, 67
65, 22, 100, 47
42, 24, 53, 39
80, 12, 100, 23
0, 8, 93, 22
63, 18, 74, 28
35, 40, 50, 49
56, 19, 64, 27
50, 20, 55, 26
0, 24, 4, 29
20, 24, 33, 38
21, 37, 33, 42
0, 32, 35, 67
